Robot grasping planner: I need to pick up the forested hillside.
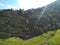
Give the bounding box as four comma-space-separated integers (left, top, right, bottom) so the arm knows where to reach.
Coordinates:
0, 0, 60, 39
0, 29, 60, 45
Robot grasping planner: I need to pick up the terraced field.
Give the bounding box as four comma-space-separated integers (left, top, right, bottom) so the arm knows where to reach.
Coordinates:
47, 30, 60, 45
0, 29, 60, 45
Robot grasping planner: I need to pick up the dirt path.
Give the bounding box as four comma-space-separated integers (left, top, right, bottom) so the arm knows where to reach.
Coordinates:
40, 30, 57, 45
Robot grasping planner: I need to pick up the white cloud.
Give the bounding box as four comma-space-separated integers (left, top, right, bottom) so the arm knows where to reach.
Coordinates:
17, 0, 56, 10
0, 0, 56, 10
0, 3, 5, 6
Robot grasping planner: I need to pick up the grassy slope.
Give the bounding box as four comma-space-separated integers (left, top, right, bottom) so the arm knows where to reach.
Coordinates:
22, 31, 52, 45
47, 29, 60, 45
0, 29, 60, 45
0, 37, 23, 45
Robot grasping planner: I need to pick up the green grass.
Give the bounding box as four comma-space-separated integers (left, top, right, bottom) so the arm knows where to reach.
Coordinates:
21, 31, 52, 45
6, 37, 24, 45
47, 29, 60, 45
0, 29, 60, 45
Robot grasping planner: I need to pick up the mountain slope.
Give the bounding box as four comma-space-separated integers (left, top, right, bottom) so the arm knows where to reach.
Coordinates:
48, 29, 60, 45
0, 29, 60, 45
0, 0, 60, 39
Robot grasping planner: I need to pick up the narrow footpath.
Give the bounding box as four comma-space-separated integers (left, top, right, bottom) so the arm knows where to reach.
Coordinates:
40, 30, 57, 45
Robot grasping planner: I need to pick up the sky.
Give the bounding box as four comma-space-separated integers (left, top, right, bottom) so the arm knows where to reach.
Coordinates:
0, 0, 56, 10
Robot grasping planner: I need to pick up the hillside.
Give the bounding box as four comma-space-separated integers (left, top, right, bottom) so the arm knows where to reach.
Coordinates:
0, 0, 60, 39
0, 29, 60, 45
48, 29, 60, 45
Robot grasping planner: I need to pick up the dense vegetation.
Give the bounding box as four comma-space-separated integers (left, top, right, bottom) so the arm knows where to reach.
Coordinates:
48, 29, 60, 45
0, 29, 60, 45
0, 0, 60, 39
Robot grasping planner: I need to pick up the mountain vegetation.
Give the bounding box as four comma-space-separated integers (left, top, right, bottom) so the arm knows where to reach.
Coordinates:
0, 0, 60, 40
0, 29, 60, 45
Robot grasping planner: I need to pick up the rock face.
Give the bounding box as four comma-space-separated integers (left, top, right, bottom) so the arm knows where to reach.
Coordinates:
0, 0, 60, 40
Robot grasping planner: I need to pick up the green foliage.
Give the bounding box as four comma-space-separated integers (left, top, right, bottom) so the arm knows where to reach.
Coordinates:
21, 31, 52, 45
47, 30, 60, 45
0, 30, 60, 45
0, 37, 23, 45
0, 0, 60, 40
0, 31, 52, 45
0, 40, 7, 45
6, 37, 23, 42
